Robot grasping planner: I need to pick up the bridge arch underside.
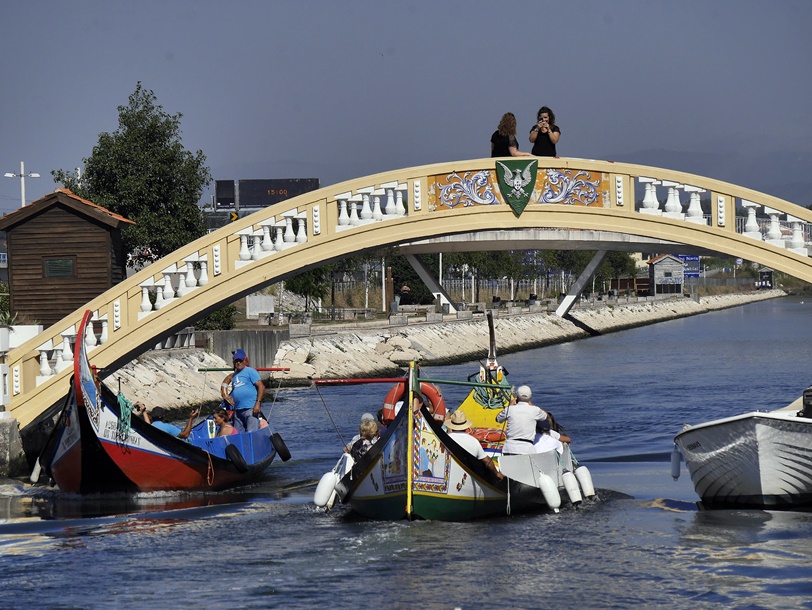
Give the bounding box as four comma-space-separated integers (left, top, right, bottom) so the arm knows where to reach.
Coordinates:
99, 206, 812, 376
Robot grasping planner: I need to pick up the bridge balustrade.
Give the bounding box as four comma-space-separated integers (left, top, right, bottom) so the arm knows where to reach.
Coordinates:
4, 157, 812, 428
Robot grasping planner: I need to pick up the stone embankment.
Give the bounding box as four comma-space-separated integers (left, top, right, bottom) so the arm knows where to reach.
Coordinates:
115, 290, 784, 410
273, 290, 784, 379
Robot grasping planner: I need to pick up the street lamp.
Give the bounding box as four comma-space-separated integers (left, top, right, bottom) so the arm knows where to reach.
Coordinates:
4, 161, 41, 208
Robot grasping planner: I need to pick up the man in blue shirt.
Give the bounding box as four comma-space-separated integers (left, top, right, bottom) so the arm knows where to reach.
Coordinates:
223, 348, 265, 433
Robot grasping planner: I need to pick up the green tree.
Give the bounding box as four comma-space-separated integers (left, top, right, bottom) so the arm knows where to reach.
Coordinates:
53, 82, 211, 267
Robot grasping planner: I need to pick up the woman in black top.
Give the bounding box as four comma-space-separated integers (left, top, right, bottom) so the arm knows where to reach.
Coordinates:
491, 112, 532, 157
529, 106, 560, 157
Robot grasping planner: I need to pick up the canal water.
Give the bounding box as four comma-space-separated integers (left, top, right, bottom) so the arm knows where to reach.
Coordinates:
1, 296, 811, 609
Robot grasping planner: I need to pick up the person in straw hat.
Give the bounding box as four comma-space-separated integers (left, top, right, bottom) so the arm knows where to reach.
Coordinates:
446, 409, 503, 480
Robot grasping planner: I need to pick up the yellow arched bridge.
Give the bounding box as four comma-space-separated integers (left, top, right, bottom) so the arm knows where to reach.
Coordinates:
5, 157, 812, 430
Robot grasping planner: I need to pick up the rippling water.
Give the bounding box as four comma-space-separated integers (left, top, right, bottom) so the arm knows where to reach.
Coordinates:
2, 297, 812, 609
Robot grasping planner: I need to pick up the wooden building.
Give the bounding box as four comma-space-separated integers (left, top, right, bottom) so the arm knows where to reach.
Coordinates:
647, 254, 685, 296
0, 188, 134, 327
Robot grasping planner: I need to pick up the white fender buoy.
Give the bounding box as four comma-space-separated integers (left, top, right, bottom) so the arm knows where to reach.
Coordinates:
574, 465, 595, 498
314, 471, 340, 508
563, 470, 583, 505
537, 472, 561, 512
671, 445, 681, 481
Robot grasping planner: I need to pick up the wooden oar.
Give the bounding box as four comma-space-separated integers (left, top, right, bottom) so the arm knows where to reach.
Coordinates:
312, 377, 407, 385
197, 367, 291, 372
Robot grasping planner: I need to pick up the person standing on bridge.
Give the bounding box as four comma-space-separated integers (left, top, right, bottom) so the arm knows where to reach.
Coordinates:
491, 112, 533, 158
223, 348, 265, 433
529, 106, 560, 157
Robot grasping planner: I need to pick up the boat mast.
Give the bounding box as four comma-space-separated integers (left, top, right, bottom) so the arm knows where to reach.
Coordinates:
406, 361, 416, 520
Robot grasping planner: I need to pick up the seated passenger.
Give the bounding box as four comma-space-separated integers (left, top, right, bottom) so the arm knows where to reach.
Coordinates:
212, 407, 237, 436
446, 410, 504, 480
349, 419, 379, 461
144, 406, 200, 440
533, 418, 571, 455
344, 413, 377, 453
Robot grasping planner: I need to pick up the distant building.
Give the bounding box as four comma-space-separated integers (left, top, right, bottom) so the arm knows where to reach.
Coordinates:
0, 188, 134, 327
647, 254, 685, 296
757, 267, 774, 289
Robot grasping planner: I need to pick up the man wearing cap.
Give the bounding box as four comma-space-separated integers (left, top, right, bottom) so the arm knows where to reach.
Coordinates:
496, 385, 548, 455
446, 409, 503, 480
137, 404, 199, 439
223, 348, 265, 433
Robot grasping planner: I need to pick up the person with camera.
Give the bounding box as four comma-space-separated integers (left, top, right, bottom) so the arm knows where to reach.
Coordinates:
529, 106, 561, 157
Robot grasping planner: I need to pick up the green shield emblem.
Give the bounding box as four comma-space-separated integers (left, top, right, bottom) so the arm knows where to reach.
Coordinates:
496, 159, 538, 216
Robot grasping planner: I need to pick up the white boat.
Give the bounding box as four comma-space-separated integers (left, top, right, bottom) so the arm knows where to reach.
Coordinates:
673, 387, 812, 508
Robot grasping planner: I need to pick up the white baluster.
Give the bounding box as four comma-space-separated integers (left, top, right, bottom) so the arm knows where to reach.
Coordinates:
384, 187, 396, 215
283, 216, 295, 242
85, 320, 97, 348
395, 186, 407, 216
372, 189, 384, 220
296, 218, 307, 243
349, 197, 360, 226
176, 269, 188, 297
742, 201, 762, 240
163, 274, 175, 301
198, 261, 209, 286
61, 332, 73, 363
239, 235, 251, 260
684, 186, 707, 224
39, 351, 52, 377
54, 349, 67, 373
99, 320, 109, 345
140, 287, 152, 312
274, 226, 285, 251
638, 178, 662, 215
154, 285, 166, 310
766, 210, 782, 241
787, 216, 808, 255
185, 264, 197, 288
261, 225, 274, 251
661, 181, 684, 219
338, 198, 350, 226
251, 233, 263, 260
360, 192, 372, 219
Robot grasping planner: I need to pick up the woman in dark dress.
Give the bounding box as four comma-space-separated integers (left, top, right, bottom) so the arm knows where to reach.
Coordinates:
529, 106, 560, 157
491, 112, 532, 158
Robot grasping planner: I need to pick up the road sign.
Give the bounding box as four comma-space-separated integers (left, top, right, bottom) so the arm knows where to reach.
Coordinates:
229, 211, 239, 222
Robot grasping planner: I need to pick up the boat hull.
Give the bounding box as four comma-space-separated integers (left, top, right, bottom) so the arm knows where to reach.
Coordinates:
337, 402, 569, 521
42, 309, 281, 494
676, 410, 812, 508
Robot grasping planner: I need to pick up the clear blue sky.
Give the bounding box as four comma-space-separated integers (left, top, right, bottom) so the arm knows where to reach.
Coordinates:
1, 0, 810, 214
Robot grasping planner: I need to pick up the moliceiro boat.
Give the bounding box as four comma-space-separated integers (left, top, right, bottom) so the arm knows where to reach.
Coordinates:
314, 313, 595, 520
673, 386, 812, 508
39, 310, 290, 494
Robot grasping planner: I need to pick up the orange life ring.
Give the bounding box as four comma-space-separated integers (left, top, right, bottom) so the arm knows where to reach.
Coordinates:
381, 381, 446, 424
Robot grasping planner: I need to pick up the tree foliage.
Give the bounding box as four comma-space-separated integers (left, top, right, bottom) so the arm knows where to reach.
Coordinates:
52, 83, 211, 267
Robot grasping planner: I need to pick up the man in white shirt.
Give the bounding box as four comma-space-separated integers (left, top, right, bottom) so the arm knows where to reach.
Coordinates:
445, 410, 503, 480
496, 385, 548, 455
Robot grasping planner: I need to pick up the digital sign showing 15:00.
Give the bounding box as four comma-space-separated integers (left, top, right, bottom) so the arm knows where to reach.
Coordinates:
237, 178, 320, 207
